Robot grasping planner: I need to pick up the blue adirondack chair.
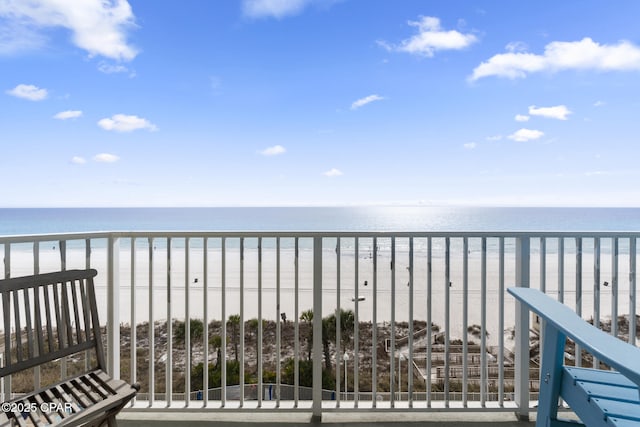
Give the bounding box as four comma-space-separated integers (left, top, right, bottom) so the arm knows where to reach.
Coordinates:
508, 287, 640, 427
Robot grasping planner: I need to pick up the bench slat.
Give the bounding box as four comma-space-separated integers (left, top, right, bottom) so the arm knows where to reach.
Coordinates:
13, 289, 23, 363
43, 285, 55, 353
70, 377, 100, 405
53, 384, 82, 414
32, 392, 55, 424
60, 281, 74, 349
80, 282, 92, 345
42, 388, 71, 421
0, 339, 96, 376
83, 373, 110, 399
33, 285, 45, 358
24, 288, 35, 359
70, 280, 83, 346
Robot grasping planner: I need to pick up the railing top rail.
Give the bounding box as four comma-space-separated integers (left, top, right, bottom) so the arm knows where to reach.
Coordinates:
1, 230, 640, 243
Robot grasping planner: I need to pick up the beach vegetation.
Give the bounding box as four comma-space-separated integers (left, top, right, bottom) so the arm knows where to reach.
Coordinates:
299, 309, 314, 361
227, 314, 241, 361
281, 358, 335, 390
173, 318, 205, 344
191, 359, 248, 391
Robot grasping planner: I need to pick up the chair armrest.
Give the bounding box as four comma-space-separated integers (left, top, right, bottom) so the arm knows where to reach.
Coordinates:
508, 286, 640, 386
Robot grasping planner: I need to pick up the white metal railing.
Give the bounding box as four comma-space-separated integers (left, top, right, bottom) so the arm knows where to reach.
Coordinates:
1, 231, 638, 420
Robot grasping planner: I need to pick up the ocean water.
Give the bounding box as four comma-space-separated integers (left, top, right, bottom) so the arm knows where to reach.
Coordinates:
1, 206, 639, 236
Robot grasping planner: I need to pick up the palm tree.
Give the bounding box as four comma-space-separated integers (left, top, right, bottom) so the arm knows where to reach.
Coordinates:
174, 319, 205, 359
211, 335, 223, 369
227, 314, 241, 361
323, 309, 355, 371
300, 309, 314, 361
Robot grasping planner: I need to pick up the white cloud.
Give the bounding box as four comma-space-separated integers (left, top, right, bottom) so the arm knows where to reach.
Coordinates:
323, 168, 343, 177
0, 0, 138, 61
0, 19, 46, 54
6, 84, 47, 101
98, 61, 133, 76
593, 100, 606, 107
71, 156, 86, 164
515, 114, 530, 122
260, 145, 286, 156
380, 16, 477, 57
463, 142, 477, 149
54, 110, 83, 120
93, 153, 119, 163
351, 94, 384, 110
242, 0, 310, 19
470, 37, 640, 81
505, 41, 528, 53
508, 128, 544, 142
98, 114, 157, 132
528, 105, 571, 120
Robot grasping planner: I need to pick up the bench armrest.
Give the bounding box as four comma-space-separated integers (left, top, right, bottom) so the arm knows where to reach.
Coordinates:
508, 287, 640, 387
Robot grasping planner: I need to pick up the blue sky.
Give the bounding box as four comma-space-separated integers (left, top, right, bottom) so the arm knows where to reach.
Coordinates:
2, 0, 640, 207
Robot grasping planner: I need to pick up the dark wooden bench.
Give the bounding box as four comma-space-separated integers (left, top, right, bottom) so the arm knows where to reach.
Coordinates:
1, 269, 138, 426
509, 287, 640, 427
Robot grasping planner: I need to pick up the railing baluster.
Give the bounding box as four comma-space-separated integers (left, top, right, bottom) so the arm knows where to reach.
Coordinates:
275, 237, 281, 408
312, 237, 323, 420
60, 239, 68, 380
630, 237, 637, 346
498, 237, 505, 405
390, 237, 396, 407
221, 238, 227, 406
85, 238, 91, 373
59, 240, 66, 271
575, 237, 582, 367
3, 242, 9, 278
353, 237, 359, 407
514, 236, 530, 421
462, 237, 468, 407
426, 237, 432, 408
257, 237, 263, 408
611, 237, 619, 338
371, 236, 378, 407
594, 237, 601, 368
203, 237, 208, 407
85, 238, 91, 269
558, 238, 565, 303
33, 242, 41, 390
480, 237, 487, 407
239, 237, 245, 405
185, 237, 191, 406
444, 237, 450, 407
294, 238, 299, 406
167, 237, 172, 406
408, 237, 414, 407
335, 237, 342, 406
107, 236, 119, 381
130, 238, 136, 405
538, 237, 547, 379
148, 237, 155, 406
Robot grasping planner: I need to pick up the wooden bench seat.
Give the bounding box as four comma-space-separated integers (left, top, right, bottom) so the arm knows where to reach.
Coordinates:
509, 287, 640, 427
1, 270, 138, 427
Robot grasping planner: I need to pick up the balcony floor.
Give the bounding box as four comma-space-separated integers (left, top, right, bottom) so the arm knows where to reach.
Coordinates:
117, 410, 536, 426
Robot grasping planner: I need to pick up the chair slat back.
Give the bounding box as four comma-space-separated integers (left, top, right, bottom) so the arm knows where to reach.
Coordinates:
0, 269, 102, 378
